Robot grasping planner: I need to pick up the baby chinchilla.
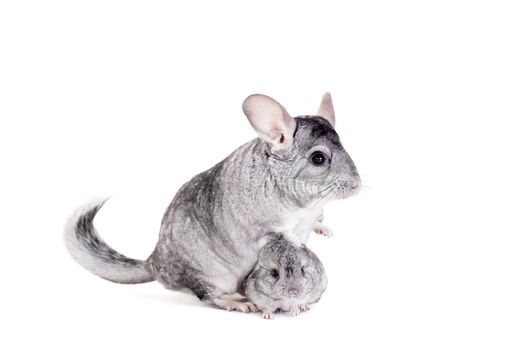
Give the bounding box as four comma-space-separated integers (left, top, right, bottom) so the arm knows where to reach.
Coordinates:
65, 93, 359, 312
242, 234, 327, 319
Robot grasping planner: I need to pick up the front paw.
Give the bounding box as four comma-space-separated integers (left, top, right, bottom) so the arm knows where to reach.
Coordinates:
290, 306, 301, 317
299, 304, 310, 312
314, 223, 333, 237
262, 311, 274, 320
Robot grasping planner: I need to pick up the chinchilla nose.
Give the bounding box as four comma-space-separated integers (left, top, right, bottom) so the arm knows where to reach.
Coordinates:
350, 173, 361, 191
285, 267, 294, 278
288, 288, 299, 298
347, 163, 361, 192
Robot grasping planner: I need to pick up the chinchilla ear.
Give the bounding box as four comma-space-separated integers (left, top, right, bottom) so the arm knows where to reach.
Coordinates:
317, 92, 335, 127
242, 94, 296, 150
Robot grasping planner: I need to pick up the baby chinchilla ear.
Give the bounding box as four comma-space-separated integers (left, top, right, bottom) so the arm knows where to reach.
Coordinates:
317, 92, 336, 128
242, 94, 296, 151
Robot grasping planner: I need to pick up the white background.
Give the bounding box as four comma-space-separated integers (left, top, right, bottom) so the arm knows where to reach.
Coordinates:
1, 1, 524, 349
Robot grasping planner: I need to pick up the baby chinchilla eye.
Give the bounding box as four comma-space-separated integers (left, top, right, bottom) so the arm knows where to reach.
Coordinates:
310, 151, 326, 165
271, 269, 279, 278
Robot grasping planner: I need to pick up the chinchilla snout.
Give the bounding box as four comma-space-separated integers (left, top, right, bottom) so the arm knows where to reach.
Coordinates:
334, 157, 361, 199
347, 170, 361, 194
334, 179, 358, 199
288, 288, 300, 298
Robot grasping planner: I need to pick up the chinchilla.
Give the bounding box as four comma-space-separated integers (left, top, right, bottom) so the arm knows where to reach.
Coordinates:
242, 234, 327, 319
64, 93, 360, 312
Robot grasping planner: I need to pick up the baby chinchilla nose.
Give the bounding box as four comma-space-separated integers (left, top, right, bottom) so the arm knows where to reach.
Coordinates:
285, 266, 294, 278
288, 288, 299, 298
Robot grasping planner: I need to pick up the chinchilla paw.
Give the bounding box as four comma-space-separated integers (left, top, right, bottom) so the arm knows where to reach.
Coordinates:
224, 300, 258, 313
262, 312, 274, 320
290, 306, 301, 317
314, 223, 333, 237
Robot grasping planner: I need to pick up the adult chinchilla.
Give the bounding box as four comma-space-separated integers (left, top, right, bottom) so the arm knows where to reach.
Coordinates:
242, 234, 327, 319
65, 93, 360, 311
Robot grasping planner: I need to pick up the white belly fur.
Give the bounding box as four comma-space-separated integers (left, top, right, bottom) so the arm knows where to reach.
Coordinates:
277, 204, 324, 245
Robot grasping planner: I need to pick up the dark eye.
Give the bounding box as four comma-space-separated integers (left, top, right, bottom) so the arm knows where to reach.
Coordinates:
270, 269, 279, 278
310, 151, 326, 165
301, 266, 306, 277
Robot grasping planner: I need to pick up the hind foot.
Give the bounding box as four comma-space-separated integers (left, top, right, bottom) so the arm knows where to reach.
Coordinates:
211, 294, 258, 313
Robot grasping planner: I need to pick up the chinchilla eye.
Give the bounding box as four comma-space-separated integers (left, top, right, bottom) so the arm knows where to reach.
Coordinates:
310, 151, 326, 165
301, 266, 306, 277
271, 269, 279, 278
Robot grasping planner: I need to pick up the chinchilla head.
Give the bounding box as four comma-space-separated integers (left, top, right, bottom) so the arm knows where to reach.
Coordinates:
242, 93, 360, 207
244, 235, 325, 301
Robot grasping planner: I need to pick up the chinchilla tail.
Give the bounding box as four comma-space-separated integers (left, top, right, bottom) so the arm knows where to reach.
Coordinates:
64, 199, 155, 284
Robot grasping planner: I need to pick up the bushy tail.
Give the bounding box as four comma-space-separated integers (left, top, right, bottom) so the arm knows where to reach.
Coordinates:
64, 199, 155, 284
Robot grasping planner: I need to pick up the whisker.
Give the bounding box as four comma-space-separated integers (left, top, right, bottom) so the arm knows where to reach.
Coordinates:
320, 183, 338, 194
310, 186, 336, 208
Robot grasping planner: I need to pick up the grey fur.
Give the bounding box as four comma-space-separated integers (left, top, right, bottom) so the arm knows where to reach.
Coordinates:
64, 93, 360, 311
64, 200, 154, 284
242, 234, 327, 319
